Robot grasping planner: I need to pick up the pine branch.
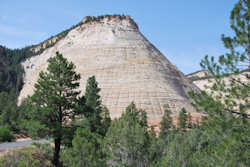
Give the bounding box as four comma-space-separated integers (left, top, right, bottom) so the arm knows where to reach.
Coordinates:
224, 108, 250, 119
230, 77, 250, 88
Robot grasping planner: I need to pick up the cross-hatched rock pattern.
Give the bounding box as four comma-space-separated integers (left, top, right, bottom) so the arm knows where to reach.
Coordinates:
18, 16, 200, 124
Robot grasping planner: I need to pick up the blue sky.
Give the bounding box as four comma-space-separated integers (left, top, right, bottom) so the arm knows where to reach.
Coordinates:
0, 0, 236, 74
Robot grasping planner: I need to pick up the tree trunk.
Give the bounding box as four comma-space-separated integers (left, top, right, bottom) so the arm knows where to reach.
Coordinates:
248, 44, 250, 69
53, 137, 62, 167
54, 99, 63, 167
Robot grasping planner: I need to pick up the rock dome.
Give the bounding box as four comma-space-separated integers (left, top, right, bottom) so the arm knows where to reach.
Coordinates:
18, 15, 199, 124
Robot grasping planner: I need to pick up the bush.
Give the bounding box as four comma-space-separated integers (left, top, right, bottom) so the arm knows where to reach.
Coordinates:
32, 142, 53, 161
61, 127, 106, 167
0, 147, 53, 167
0, 126, 14, 143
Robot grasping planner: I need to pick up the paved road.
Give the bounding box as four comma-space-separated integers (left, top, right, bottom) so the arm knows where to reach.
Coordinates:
0, 139, 48, 152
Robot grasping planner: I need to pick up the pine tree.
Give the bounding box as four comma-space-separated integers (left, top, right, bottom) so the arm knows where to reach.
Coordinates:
159, 105, 173, 138
178, 108, 187, 130
186, 112, 193, 128
100, 106, 111, 136
85, 76, 101, 109
222, 0, 249, 69
104, 103, 150, 167
188, 0, 250, 165
61, 126, 106, 167
83, 76, 111, 136
25, 52, 82, 167
84, 76, 103, 135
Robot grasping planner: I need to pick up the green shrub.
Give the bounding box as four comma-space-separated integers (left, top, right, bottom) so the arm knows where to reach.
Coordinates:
0, 126, 14, 143
0, 147, 53, 167
32, 142, 53, 161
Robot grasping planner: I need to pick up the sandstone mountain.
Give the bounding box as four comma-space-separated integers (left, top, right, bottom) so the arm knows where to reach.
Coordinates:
18, 15, 200, 124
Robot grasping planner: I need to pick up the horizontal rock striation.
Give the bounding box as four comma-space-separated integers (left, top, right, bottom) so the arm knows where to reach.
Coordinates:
18, 16, 199, 124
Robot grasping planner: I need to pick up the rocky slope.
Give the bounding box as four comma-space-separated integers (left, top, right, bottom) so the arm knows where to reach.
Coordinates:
187, 69, 250, 114
188, 69, 249, 91
18, 15, 200, 124
186, 70, 211, 81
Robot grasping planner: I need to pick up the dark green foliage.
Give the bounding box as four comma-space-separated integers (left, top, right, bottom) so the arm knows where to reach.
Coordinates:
61, 127, 106, 167
0, 92, 18, 130
104, 103, 150, 167
186, 112, 193, 128
84, 76, 111, 136
24, 52, 82, 167
159, 128, 204, 167
178, 108, 188, 130
154, 106, 176, 165
0, 125, 14, 143
0, 46, 29, 94
201, 0, 249, 75
0, 45, 36, 133
85, 76, 99, 104
82, 15, 139, 29
182, 0, 250, 166
195, 118, 249, 166
147, 127, 163, 167
0, 45, 34, 66
83, 14, 128, 23
101, 106, 112, 136
159, 105, 173, 138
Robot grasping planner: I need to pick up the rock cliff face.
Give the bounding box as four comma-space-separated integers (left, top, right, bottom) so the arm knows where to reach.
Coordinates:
18, 16, 199, 124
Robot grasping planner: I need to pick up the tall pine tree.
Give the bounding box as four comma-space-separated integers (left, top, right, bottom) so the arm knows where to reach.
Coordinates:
25, 52, 82, 167
84, 76, 111, 136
